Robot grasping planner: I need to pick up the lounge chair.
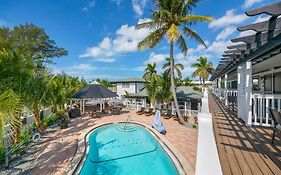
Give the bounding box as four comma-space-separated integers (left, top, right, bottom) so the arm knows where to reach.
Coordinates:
268, 108, 281, 144
145, 108, 154, 116
163, 110, 172, 119
136, 107, 145, 115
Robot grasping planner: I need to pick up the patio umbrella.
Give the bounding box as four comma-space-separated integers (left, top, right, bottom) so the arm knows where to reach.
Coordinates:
71, 84, 117, 100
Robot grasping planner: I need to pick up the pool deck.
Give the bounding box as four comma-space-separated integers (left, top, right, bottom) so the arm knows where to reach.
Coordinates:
20, 110, 197, 175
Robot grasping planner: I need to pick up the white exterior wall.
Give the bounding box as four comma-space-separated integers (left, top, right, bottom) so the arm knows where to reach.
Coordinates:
116, 83, 136, 97
136, 83, 144, 93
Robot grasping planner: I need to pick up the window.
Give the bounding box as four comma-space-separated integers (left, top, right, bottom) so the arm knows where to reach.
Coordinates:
122, 83, 130, 88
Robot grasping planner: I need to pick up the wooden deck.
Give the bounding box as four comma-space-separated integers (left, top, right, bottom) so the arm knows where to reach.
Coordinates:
209, 94, 281, 175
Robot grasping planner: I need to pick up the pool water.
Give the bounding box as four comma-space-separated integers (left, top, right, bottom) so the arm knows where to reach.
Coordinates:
79, 123, 180, 175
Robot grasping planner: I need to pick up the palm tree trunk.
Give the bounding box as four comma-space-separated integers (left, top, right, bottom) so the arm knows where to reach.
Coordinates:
34, 112, 40, 127
169, 42, 185, 124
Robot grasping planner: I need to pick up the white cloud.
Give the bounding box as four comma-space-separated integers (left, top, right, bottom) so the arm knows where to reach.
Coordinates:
112, 0, 123, 5
209, 10, 248, 29
254, 15, 270, 23
82, 0, 96, 11
207, 40, 233, 55
71, 64, 96, 71
242, 0, 263, 8
216, 26, 237, 41
145, 52, 169, 65
132, 0, 148, 17
80, 19, 153, 62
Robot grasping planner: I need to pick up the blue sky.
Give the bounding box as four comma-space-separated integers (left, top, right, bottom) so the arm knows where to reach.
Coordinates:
0, 0, 279, 81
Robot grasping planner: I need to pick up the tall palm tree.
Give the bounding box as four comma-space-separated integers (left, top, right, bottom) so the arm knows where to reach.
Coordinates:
192, 56, 213, 86
136, 0, 213, 124
143, 63, 157, 81
162, 57, 184, 78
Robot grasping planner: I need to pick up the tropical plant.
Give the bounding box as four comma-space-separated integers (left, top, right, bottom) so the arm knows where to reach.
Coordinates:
136, 0, 213, 124
25, 71, 50, 127
182, 77, 193, 86
145, 75, 159, 107
0, 90, 22, 145
191, 56, 213, 86
162, 57, 184, 78
156, 73, 173, 108
143, 63, 157, 81
48, 74, 85, 113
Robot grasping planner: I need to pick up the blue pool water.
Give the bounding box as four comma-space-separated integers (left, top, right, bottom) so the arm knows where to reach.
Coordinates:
79, 123, 180, 175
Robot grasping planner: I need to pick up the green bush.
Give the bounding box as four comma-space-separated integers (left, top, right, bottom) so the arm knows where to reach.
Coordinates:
0, 146, 5, 163
41, 114, 59, 127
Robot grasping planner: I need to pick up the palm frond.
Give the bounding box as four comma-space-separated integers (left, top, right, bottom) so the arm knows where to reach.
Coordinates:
138, 28, 166, 50
183, 26, 207, 47
176, 34, 188, 56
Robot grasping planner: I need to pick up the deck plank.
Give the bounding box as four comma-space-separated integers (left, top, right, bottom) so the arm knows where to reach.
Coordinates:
210, 94, 281, 175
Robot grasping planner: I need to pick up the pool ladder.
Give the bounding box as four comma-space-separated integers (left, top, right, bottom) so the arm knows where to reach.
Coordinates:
123, 115, 132, 130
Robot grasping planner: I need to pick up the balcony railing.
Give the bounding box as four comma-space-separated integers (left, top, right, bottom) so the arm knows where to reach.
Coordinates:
251, 93, 278, 127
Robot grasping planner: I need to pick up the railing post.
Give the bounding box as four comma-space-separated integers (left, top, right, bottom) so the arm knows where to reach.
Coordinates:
253, 95, 257, 124
224, 74, 228, 106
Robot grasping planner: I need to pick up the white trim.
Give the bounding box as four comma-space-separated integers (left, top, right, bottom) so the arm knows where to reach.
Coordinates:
196, 88, 222, 175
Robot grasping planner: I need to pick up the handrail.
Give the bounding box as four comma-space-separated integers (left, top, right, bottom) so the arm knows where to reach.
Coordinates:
123, 115, 132, 130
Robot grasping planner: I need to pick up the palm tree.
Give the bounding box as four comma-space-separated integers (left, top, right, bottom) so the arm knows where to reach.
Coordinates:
162, 57, 184, 78
25, 70, 50, 126
191, 57, 213, 86
143, 63, 157, 81
136, 0, 213, 124
156, 73, 172, 109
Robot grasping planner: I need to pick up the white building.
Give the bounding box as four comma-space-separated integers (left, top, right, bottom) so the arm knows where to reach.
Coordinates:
111, 77, 146, 99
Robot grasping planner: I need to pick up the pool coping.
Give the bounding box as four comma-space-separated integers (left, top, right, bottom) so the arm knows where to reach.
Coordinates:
67, 121, 194, 175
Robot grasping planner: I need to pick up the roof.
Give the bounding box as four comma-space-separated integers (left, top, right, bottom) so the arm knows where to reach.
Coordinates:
210, 2, 281, 81
127, 86, 203, 100
71, 84, 117, 99
176, 86, 203, 100
111, 77, 146, 83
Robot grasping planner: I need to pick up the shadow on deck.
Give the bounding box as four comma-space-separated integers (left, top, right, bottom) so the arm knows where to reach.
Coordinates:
209, 94, 281, 175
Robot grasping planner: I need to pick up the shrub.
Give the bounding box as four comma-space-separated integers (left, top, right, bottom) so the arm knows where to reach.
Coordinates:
0, 146, 5, 163
41, 114, 59, 127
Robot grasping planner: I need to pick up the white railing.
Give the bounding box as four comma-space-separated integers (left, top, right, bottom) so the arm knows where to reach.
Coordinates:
226, 89, 237, 97
251, 93, 279, 127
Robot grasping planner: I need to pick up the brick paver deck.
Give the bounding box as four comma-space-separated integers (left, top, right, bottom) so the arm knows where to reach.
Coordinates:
25, 110, 197, 175
210, 94, 281, 175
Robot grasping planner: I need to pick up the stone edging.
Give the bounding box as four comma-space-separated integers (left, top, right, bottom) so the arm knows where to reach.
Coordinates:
66, 121, 194, 175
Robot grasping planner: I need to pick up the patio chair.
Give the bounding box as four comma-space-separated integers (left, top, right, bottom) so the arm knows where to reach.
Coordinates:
268, 108, 281, 144
145, 108, 154, 116
136, 107, 145, 115
162, 110, 172, 119
95, 111, 103, 118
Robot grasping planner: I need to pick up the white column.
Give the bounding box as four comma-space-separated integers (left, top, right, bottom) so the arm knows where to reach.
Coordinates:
224, 74, 228, 106
218, 77, 222, 100
238, 62, 252, 125
245, 61, 253, 126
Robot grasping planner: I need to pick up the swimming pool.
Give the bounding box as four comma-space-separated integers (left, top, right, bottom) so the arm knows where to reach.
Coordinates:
79, 123, 180, 175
